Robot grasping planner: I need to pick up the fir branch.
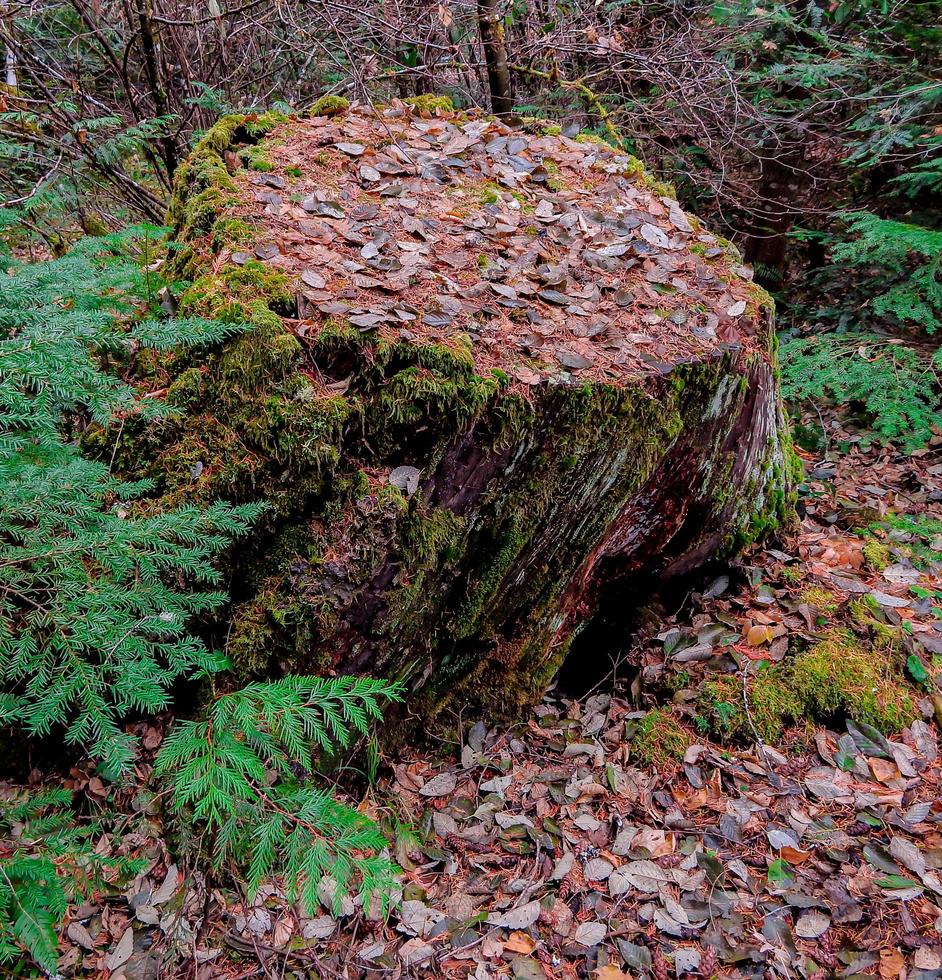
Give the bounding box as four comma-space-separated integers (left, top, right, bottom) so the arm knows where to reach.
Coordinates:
156, 676, 403, 914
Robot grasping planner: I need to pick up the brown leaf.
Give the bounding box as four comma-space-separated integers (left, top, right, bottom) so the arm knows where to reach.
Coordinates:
504, 931, 537, 954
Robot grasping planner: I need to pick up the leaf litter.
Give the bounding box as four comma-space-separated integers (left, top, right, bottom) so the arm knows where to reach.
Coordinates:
219, 99, 768, 390
37, 420, 942, 977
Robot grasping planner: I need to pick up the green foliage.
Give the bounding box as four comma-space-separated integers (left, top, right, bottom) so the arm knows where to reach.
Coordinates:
780, 333, 940, 451
866, 514, 942, 568
630, 709, 692, 766
790, 630, 915, 732
0, 229, 261, 774
0, 231, 405, 972
821, 212, 942, 334
698, 629, 916, 742
156, 676, 402, 913
0, 789, 143, 971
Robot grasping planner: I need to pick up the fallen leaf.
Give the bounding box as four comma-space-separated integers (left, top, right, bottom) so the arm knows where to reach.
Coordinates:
795, 910, 830, 939
487, 901, 541, 929
594, 966, 630, 980
505, 931, 537, 954
105, 927, 134, 971
419, 770, 456, 797
574, 921, 606, 947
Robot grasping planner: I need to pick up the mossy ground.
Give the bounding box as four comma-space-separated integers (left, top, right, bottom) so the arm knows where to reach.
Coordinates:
696, 627, 915, 742
308, 94, 350, 117
631, 709, 693, 767
791, 629, 914, 730
798, 585, 840, 614
862, 538, 893, 571
403, 94, 454, 114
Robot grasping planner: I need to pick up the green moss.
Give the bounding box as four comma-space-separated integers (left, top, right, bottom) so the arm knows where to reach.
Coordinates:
631, 710, 692, 766
404, 94, 454, 114
791, 630, 915, 732
452, 521, 528, 640
699, 626, 914, 742
698, 668, 800, 743
862, 538, 892, 571
166, 367, 206, 408
377, 362, 497, 437
243, 110, 290, 139
308, 94, 350, 117
211, 217, 257, 250
402, 504, 466, 570
179, 262, 294, 321
240, 144, 275, 172
568, 134, 678, 198
164, 111, 288, 279
645, 177, 678, 199
725, 410, 799, 552
711, 233, 744, 263
798, 585, 839, 614
849, 595, 901, 652
850, 594, 882, 624
574, 131, 611, 148
227, 587, 280, 677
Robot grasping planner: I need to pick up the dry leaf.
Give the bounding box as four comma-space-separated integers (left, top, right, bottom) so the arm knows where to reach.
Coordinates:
505, 931, 537, 954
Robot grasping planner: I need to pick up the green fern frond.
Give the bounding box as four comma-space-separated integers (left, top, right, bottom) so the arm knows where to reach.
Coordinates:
0, 232, 263, 774
156, 676, 402, 914
781, 333, 940, 450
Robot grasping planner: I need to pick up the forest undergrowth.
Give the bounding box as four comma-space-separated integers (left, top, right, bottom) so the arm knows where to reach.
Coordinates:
0, 0, 940, 975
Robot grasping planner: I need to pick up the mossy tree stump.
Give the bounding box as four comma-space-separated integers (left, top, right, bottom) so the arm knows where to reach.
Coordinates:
100, 98, 796, 724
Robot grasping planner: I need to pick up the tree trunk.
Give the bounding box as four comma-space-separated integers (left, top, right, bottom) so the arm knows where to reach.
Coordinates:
0, 0, 17, 89
102, 102, 795, 733
741, 144, 805, 290
133, 0, 178, 178
477, 0, 513, 116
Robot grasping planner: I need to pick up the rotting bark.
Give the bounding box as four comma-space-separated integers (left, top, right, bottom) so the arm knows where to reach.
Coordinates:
91, 100, 797, 735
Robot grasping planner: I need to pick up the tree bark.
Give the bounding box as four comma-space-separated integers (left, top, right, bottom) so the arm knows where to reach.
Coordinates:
0, 0, 16, 88
133, 0, 178, 177
477, 0, 512, 116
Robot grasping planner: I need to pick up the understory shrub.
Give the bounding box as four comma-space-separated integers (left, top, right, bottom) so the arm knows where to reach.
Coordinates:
0, 231, 400, 969
780, 333, 941, 451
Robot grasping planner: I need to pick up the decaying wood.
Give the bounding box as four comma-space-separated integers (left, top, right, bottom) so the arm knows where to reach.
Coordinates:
99, 99, 795, 731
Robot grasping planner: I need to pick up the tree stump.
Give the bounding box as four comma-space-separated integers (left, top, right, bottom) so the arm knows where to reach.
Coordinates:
108, 98, 796, 722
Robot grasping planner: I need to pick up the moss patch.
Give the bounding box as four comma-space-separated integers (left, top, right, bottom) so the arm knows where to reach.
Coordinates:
404, 94, 454, 114
862, 538, 893, 571
698, 668, 800, 744
308, 94, 350, 117
698, 628, 915, 742
791, 629, 914, 731
631, 710, 692, 767
798, 585, 840, 614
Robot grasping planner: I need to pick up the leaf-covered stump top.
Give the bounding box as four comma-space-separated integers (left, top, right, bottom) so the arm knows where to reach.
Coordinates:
215, 102, 770, 386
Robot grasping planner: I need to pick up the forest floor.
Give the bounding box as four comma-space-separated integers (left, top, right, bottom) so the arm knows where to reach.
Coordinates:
44, 410, 942, 979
